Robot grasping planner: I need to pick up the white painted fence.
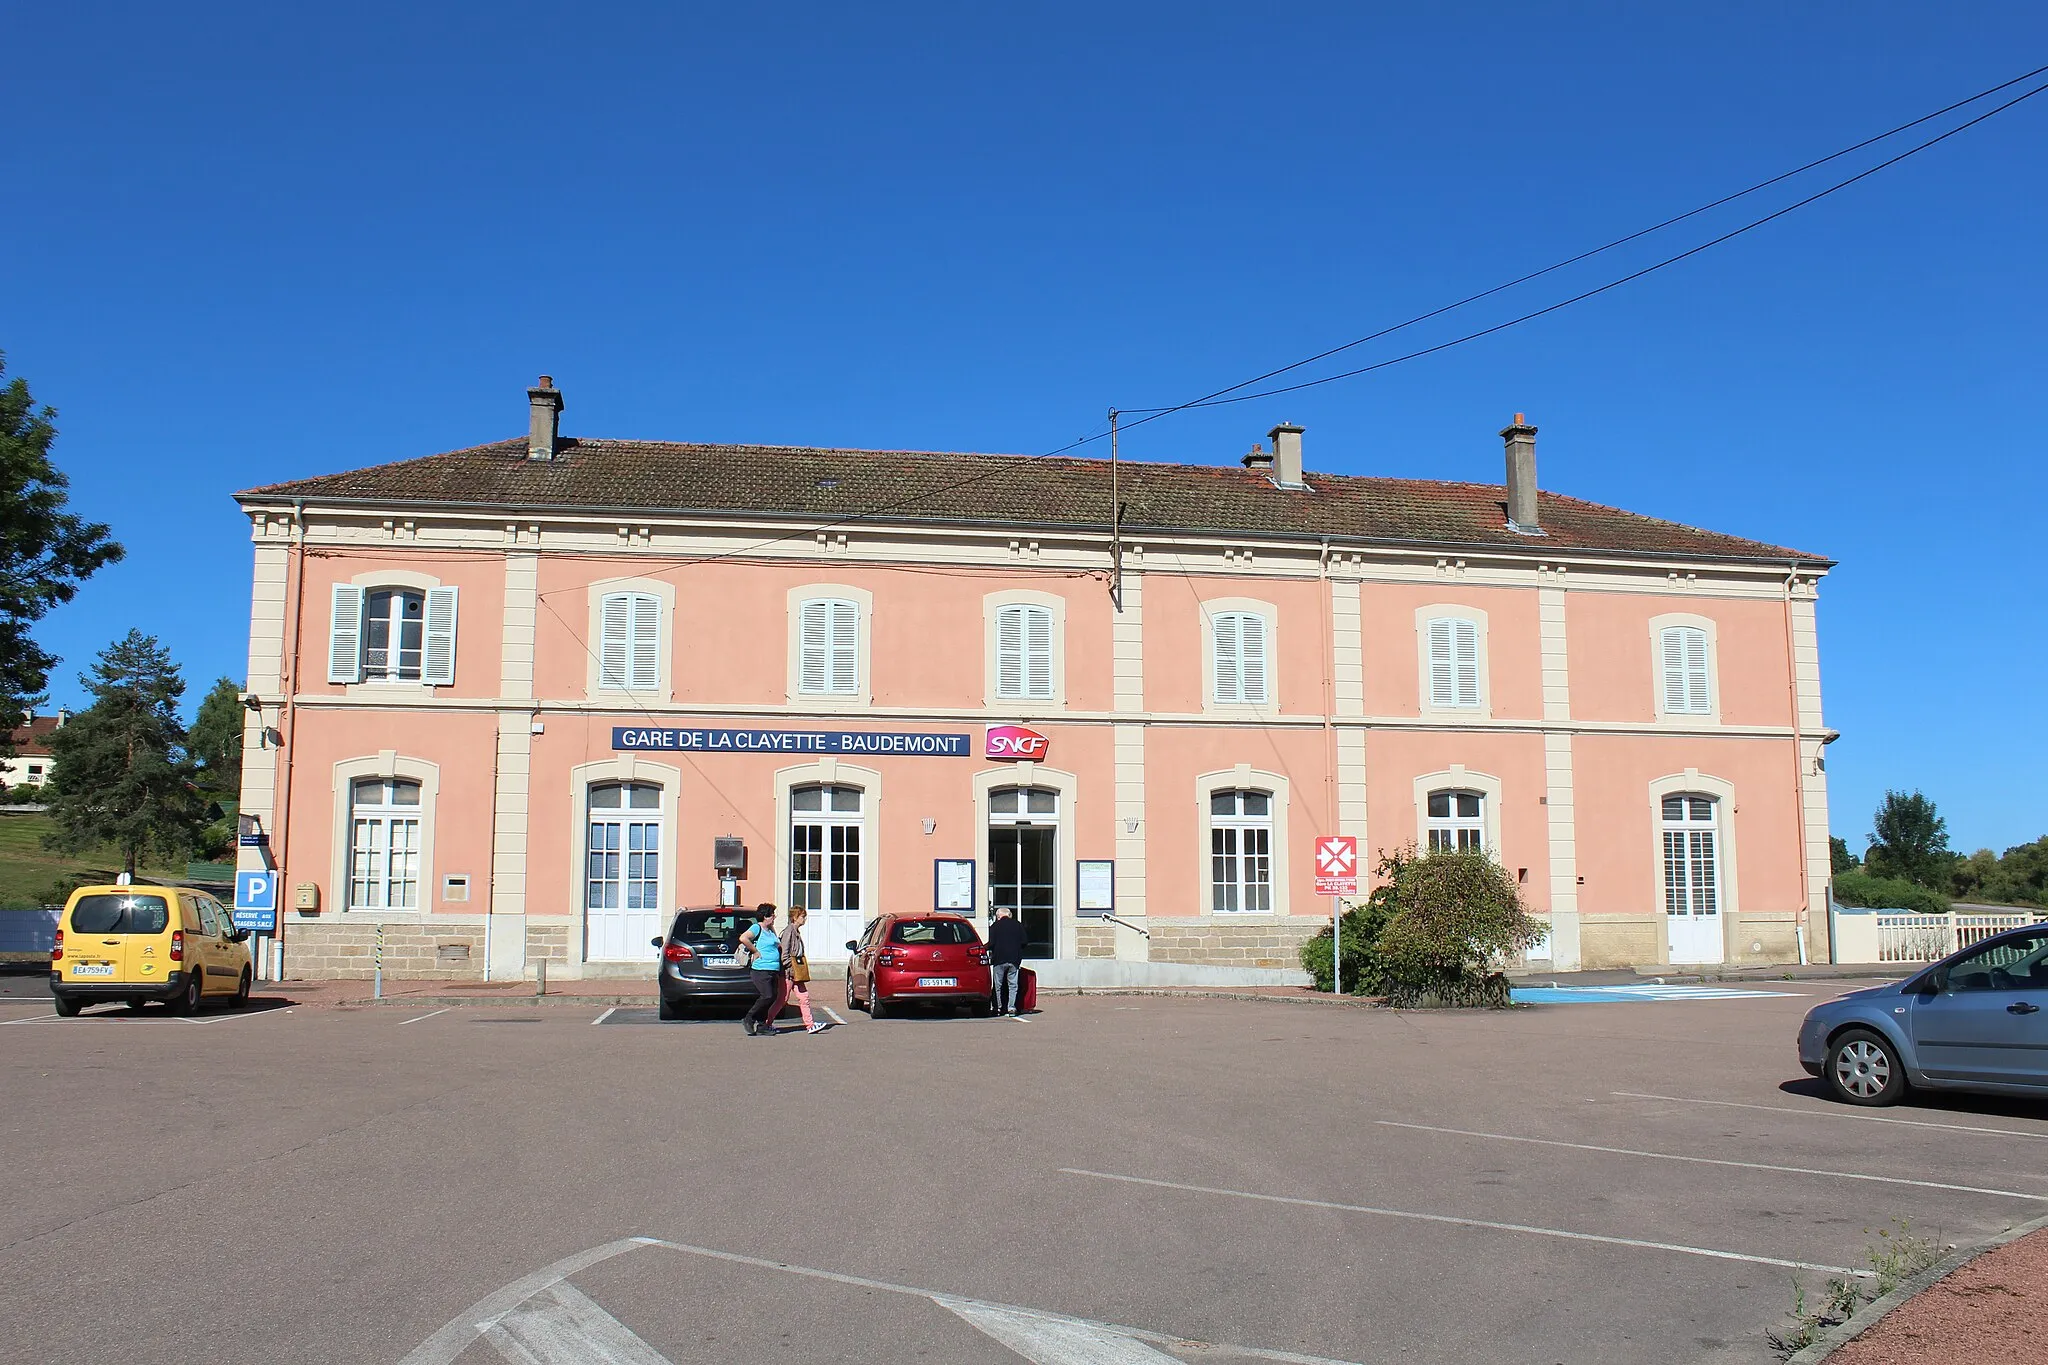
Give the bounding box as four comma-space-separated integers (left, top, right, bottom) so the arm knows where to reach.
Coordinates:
1834, 909, 2048, 965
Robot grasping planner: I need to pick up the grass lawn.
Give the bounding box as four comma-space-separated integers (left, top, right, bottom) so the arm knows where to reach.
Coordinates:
0, 811, 187, 906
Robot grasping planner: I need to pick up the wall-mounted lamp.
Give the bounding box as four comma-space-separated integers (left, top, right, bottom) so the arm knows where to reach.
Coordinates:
921, 818, 937, 835
1123, 818, 1140, 834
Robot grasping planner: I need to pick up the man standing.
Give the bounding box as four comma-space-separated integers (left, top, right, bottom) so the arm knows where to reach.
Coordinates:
987, 906, 1026, 1016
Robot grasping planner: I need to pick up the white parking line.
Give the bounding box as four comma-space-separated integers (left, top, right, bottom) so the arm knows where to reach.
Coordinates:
590, 1007, 617, 1027
821, 1005, 848, 1026
1614, 1091, 2048, 1141
186, 1008, 291, 1025
483, 1280, 669, 1364
1057, 1168, 1862, 1276
400, 1239, 648, 1365
0, 1012, 58, 1025
400, 1008, 451, 1026
1377, 1120, 2048, 1201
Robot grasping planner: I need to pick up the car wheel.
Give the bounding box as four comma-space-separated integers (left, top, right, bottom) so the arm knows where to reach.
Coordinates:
658, 997, 682, 1022
233, 969, 252, 1010
870, 987, 889, 1021
167, 971, 202, 1016
52, 995, 81, 1018
1825, 1028, 1906, 1106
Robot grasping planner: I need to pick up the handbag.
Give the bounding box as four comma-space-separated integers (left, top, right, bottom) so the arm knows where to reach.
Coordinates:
788, 928, 810, 984
791, 961, 811, 984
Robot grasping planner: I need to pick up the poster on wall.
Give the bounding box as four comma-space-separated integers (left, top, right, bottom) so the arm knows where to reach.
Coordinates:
935, 859, 976, 914
1077, 859, 1115, 917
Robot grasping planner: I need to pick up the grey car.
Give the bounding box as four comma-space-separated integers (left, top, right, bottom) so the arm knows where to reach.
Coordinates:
1798, 924, 2048, 1106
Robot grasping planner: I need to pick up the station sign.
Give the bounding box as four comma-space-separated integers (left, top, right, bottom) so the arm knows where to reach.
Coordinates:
984, 724, 1050, 762
613, 727, 970, 756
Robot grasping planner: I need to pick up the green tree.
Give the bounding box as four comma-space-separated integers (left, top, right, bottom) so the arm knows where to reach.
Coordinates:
1830, 836, 1857, 875
1864, 790, 1952, 889
0, 353, 125, 739
1372, 844, 1547, 1008
42, 630, 205, 876
188, 676, 245, 792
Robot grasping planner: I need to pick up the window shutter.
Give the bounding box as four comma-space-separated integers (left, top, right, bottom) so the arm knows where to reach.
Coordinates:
995, 606, 1025, 698
1024, 605, 1053, 699
1659, 628, 1687, 713
422, 586, 458, 686
1238, 613, 1268, 703
1213, 613, 1241, 702
630, 594, 661, 690
1453, 619, 1480, 708
328, 585, 364, 684
599, 594, 631, 690
798, 600, 830, 694
1683, 629, 1710, 714
1426, 618, 1455, 707
828, 600, 858, 694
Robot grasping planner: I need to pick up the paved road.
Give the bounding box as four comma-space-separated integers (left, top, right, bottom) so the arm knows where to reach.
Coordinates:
2, 985, 2044, 1364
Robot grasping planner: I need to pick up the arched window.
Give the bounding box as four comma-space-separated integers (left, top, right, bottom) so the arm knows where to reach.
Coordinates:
1661, 794, 1720, 917
329, 583, 457, 685
585, 781, 663, 961
1425, 790, 1485, 852
790, 784, 864, 929
1210, 789, 1273, 913
348, 778, 422, 910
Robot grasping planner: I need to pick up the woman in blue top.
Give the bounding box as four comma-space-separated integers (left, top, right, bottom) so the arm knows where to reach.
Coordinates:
739, 904, 784, 1036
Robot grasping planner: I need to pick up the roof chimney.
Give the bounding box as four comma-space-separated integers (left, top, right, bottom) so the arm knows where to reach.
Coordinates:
1267, 421, 1305, 489
1241, 441, 1274, 472
1501, 412, 1540, 532
527, 376, 564, 461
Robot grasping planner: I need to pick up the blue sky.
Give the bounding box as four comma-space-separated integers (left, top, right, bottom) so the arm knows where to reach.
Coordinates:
4, 3, 2044, 852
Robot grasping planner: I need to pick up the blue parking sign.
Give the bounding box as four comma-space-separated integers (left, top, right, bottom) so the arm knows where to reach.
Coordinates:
234, 871, 277, 932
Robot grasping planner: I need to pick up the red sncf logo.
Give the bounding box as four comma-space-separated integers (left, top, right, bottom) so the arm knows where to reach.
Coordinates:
985, 725, 1050, 761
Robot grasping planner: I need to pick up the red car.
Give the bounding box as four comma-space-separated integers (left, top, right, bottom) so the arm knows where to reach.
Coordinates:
845, 913, 993, 1018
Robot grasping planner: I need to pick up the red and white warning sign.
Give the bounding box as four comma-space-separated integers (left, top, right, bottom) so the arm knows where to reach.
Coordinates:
1314, 835, 1359, 895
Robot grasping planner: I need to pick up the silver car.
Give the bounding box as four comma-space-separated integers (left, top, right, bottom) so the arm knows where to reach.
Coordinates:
1798, 924, 2048, 1106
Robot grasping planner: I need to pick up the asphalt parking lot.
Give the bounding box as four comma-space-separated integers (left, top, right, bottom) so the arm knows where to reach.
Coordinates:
2, 981, 2044, 1365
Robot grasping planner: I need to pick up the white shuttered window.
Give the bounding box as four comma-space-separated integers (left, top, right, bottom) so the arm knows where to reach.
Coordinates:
798, 598, 860, 695
1426, 617, 1481, 708
1659, 626, 1712, 715
598, 592, 662, 691
1212, 611, 1269, 704
995, 604, 1054, 700
329, 583, 457, 685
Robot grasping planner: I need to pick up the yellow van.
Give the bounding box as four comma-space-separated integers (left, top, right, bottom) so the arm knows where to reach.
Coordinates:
50, 884, 253, 1016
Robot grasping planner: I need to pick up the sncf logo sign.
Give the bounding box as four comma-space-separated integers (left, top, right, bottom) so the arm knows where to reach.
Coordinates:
985, 724, 1050, 761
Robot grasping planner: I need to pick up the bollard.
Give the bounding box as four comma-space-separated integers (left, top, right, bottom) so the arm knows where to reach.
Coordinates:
535, 958, 547, 998
374, 922, 384, 1000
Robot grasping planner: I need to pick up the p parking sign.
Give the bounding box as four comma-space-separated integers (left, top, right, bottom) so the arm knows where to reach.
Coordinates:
234, 871, 278, 933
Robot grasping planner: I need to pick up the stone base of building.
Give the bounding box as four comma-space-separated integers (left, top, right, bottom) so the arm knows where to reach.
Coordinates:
279, 919, 489, 980
1148, 916, 1323, 972
1578, 913, 1806, 970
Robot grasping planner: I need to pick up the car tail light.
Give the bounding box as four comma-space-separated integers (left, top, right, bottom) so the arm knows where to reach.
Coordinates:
50, 929, 63, 963
972, 947, 990, 964
877, 949, 899, 967
170, 930, 184, 962
662, 941, 693, 963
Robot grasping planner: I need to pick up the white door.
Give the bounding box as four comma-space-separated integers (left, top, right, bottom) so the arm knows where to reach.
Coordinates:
791, 784, 864, 962
586, 782, 663, 962
1662, 795, 1724, 964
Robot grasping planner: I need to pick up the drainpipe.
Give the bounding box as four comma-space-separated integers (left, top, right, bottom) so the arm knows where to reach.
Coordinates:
275, 498, 308, 980
1318, 539, 1337, 832
1783, 563, 1812, 966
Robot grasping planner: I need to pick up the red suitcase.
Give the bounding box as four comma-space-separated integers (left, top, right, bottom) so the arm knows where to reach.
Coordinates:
1018, 967, 1037, 1014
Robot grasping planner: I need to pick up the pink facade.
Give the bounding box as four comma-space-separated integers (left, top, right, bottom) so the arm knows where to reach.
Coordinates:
234, 401, 1835, 980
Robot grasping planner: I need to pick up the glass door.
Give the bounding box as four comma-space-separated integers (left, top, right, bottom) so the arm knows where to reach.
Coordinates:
790, 784, 864, 961
989, 787, 1057, 959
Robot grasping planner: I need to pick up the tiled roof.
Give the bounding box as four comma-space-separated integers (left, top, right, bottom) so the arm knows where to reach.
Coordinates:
238, 436, 1826, 565
5, 716, 61, 756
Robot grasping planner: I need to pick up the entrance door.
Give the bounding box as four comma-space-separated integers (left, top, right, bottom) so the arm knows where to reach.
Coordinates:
791, 784, 864, 962
1661, 794, 1724, 964
990, 787, 1057, 959
586, 782, 663, 962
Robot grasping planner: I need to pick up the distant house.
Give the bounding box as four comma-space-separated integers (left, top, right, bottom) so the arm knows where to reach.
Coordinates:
1, 710, 66, 790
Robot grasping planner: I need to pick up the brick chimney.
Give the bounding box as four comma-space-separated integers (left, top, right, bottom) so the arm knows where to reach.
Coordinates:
1501, 413, 1540, 532
1268, 421, 1305, 489
1241, 441, 1274, 472
527, 376, 564, 461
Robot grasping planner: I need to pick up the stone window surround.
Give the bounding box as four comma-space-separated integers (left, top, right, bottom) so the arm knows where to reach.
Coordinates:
328, 751, 441, 918
586, 574, 677, 702
1648, 612, 1721, 725
1412, 764, 1503, 857
1414, 603, 1492, 721
982, 588, 1068, 711
1194, 765, 1293, 919
772, 758, 883, 935
785, 583, 874, 710
973, 761, 1078, 958
341, 568, 447, 700
1649, 768, 1742, 942
1200, 596, 1279, 718
566, 754, 682, 968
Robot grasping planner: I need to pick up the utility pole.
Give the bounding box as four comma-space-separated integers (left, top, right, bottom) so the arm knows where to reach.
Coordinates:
1108, 408, 1124, 613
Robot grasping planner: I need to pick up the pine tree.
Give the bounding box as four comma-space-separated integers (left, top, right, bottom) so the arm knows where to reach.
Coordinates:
43, 630, 205, 876
188, 676, 245, 793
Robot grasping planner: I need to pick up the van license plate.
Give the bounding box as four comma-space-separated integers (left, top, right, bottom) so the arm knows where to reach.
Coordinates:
72, 964, 115, 977
702, 956, 738, 968
917, 977, 957, 988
